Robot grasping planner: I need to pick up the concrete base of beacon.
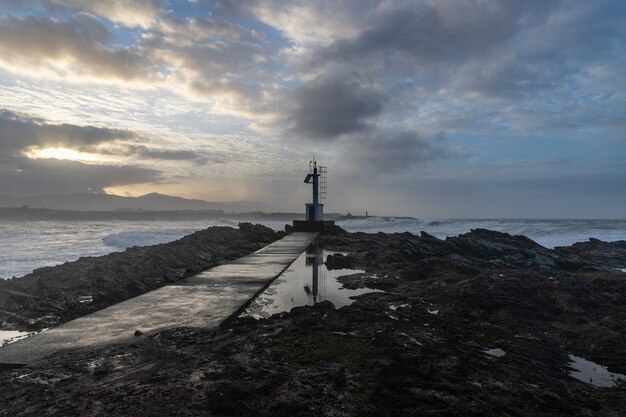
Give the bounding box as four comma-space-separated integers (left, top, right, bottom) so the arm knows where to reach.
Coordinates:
292, 220, 336, 232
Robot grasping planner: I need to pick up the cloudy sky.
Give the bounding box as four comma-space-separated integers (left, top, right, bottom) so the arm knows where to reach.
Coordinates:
0, 0, 624, 218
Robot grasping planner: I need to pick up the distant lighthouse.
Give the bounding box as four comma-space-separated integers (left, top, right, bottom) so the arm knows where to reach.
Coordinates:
293, 158, 335, 232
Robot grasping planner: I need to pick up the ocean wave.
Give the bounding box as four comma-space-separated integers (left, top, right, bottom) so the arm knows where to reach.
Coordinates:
337, 217, 426, 232
2, 218, 626, 279
336, 217, 626, 248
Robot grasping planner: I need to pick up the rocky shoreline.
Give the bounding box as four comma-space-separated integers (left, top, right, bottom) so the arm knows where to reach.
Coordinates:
1, 226, 626, 416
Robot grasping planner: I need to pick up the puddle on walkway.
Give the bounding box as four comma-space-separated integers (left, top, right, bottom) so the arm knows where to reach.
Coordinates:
484, 348, 506, 358
1, 330, 35, 347
243, 245, 382, 319
568, 354, 626, 387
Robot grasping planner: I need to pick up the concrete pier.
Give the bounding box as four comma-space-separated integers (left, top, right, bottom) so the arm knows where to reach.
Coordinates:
0, 232, 317, 365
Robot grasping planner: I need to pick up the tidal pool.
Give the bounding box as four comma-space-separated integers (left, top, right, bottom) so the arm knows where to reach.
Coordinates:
484, 348, 506, 358
0, 330, 34, 346
243, 246, 382, 319
568, 354, 626, 387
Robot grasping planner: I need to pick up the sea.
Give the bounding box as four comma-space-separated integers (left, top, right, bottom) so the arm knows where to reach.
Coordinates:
1, 217, 626, 279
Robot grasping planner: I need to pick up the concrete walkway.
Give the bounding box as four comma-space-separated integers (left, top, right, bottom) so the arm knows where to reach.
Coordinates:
0, 232, 317, 365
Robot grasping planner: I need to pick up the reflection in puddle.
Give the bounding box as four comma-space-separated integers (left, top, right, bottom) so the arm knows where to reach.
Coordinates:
244, 245, 382, 319
568, 354, 626, 387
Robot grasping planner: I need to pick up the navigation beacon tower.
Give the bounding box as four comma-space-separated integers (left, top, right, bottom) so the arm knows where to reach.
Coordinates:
304, 159, 326, 221
293, 158, 335, 232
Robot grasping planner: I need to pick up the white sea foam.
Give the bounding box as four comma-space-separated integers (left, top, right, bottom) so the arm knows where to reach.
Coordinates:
0, 220, 227, 278
336, 218, 626, 249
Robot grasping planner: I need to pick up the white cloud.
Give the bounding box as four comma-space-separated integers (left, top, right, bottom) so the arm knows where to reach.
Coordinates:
0, 15, 159, 82
217, 0, 379, 46
48, 0, 163, 28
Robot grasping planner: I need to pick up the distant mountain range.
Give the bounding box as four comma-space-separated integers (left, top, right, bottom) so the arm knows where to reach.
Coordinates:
0, 193, 277, 213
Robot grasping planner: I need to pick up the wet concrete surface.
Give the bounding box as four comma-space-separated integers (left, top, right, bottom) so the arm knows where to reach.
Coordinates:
0, 232, 317, 365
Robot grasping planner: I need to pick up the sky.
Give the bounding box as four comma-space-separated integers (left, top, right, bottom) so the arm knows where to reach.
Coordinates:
0, 0, 625, 218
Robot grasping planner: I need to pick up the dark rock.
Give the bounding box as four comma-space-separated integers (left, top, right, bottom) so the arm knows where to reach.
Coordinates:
322, 224, 349, 236
134, 330, 143, 337
555, 239, 626, 268
336, 273, 368, 289
325, 253, 357, 270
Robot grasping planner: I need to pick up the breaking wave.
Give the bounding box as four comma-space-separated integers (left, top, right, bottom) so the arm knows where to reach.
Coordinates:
2, 218, 626, 279
336, 217, 626, 249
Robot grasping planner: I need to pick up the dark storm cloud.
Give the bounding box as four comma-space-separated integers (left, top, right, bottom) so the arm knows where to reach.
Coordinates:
0, 109, 134, 155
0, 156, 161, 195
0, 15, 156, 80
0, 109, 205, 163
311, 2, 542, 65
0, 109, 184, 194
346, 130, 453, 173
285, 77, 386, 140
98, 144, 208, 164
290, 0, 623, 101
448, 2, 626, 99
297, 1, 557, 97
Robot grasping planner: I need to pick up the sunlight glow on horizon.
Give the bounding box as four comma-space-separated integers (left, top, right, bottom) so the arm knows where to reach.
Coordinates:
24, 147, 111, 163
104, 178, 254, 203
